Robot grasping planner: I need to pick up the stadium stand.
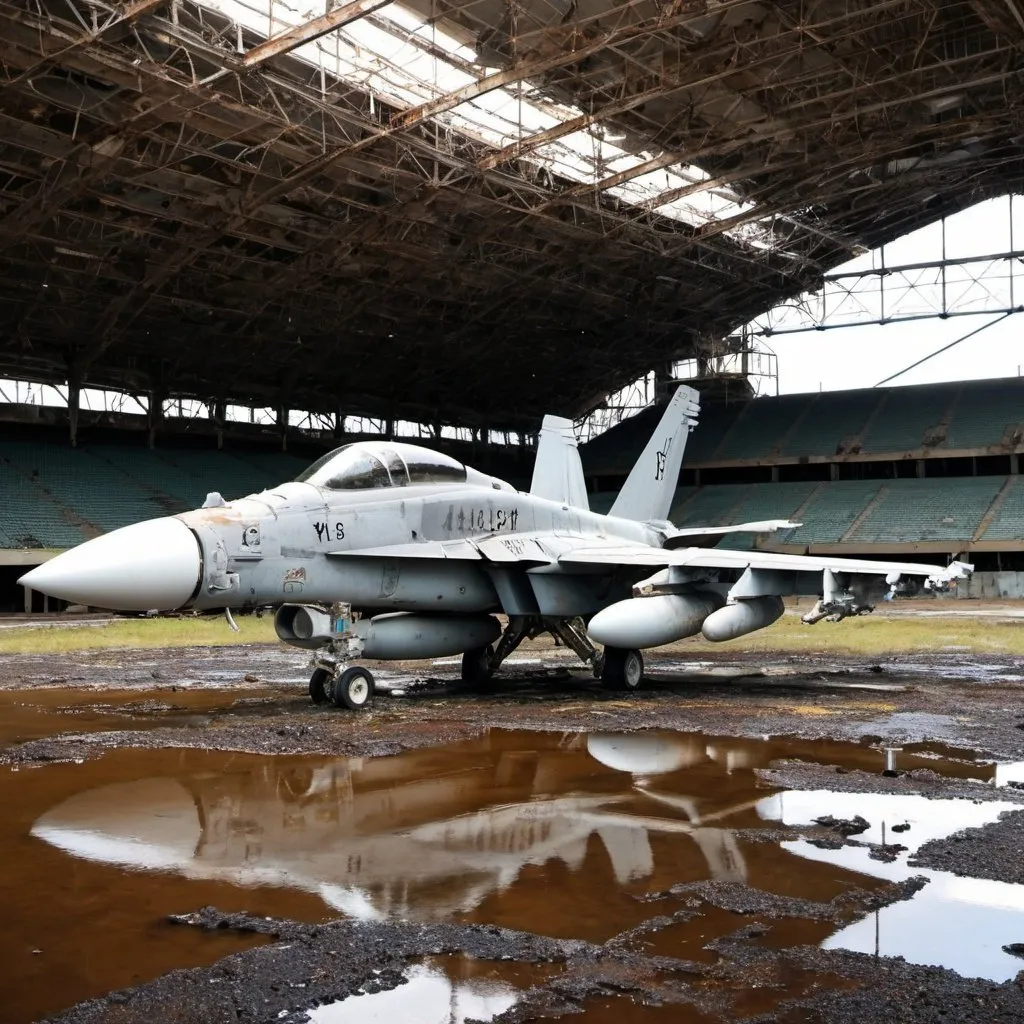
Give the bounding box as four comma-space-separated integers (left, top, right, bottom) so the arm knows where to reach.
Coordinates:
711, 481, 821, 526
670, 485, 750, 526
0, 459, 86, 549
773, 481, 883, 546
845, 477, 1004, 545
680, 403, 741, 463
583, 377, 1024, 478
0, 442, 164, 541
3, 373, 1024, 611
705, 394, 811, 462
775, 390, 882, 459
575, 376, 1024, 597
975, 476, 1024, 543
859, 384, 961, 454
235, 451, 310, 486
945, 381, 1024, 450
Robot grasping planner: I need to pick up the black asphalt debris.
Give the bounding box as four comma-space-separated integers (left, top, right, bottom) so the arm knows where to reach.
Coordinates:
909, 809, 1024, 884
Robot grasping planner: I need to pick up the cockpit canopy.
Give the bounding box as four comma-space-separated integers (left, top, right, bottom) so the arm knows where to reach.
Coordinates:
296, 441, 468, 491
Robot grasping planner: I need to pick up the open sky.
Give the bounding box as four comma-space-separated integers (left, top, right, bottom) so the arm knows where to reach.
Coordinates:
761, 194, 1023, 395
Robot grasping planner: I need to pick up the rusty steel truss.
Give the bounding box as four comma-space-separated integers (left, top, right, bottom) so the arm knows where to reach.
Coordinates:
0, 0, 1022, 430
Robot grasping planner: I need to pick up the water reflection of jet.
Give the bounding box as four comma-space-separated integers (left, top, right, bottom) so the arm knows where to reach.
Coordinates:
31, 733, 760, 920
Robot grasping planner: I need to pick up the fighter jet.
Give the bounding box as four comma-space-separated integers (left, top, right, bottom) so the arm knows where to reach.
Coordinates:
19, 386, 970, 709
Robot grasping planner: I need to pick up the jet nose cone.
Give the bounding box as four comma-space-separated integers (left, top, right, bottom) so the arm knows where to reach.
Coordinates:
18, 518, 202, 611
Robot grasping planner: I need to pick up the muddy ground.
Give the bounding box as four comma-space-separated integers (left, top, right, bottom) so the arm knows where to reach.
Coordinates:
2, 631, 1024, 1024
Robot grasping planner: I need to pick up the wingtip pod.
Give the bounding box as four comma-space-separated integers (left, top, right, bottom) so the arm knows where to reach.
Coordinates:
925, 560, 974, 589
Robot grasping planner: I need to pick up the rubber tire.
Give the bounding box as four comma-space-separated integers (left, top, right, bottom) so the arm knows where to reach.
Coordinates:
332, 666, 375, 710
461, 644, 496, 688
601, 647, 644, 692
309, 667, 331, 704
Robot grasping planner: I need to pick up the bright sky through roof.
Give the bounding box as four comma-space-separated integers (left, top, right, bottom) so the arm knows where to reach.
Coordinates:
206, 0, 772, 243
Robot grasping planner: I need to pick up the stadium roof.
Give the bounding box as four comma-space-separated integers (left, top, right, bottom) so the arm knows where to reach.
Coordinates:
0, 0, 1022, 429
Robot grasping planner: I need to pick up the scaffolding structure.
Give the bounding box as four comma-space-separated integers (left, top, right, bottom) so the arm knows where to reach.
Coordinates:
743, 196, 1024, 335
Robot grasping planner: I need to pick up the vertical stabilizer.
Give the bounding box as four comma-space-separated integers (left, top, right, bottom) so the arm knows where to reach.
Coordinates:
530, 415, 589, 510
609, 385, 700, 522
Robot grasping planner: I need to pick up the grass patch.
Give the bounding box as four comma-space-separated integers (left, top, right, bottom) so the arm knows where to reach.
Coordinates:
0, 607, 1019, 658
688, 610, 1024, 657
0, 614, 279, 655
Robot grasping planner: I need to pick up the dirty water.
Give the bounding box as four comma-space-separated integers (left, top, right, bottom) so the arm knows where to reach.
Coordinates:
0, 687, 294, 746
3, 728, 1024, 1023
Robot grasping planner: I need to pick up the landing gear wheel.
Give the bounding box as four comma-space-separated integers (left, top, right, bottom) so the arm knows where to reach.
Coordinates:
461, 644, 495, 688
308, 667, 331, 704
601, 648, 644, 692
332, 666, 375, 710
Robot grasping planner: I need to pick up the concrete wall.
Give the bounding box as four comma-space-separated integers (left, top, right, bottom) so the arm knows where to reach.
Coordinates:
961, 572, 1024, 600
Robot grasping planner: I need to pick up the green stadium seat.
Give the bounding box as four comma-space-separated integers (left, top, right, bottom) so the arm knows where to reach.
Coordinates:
847, 477, 1003, 544
775, 481, 883, 546
979, 477, 1024, 542
710, 395, 808, 462
945, 380, 1024, 450
860, 385, 960, 454
776, 391, 882, 458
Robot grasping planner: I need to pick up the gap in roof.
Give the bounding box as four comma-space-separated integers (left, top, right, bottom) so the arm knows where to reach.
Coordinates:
202, 0, 772, 243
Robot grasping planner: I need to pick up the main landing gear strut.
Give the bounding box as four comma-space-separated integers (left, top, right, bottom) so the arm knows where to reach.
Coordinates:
461, 615, 645, 693
300, 607, 645, 710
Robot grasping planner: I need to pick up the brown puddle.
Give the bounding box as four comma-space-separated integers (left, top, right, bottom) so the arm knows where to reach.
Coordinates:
2, 729, 1023, 1022
0, 687, 285, 746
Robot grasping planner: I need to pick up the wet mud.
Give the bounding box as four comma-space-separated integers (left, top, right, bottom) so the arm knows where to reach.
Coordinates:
1, 640, 1024, 1023
910, 809, 1024, 884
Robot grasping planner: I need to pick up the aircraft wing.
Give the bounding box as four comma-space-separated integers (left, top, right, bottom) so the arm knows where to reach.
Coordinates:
558, 542, 971, 584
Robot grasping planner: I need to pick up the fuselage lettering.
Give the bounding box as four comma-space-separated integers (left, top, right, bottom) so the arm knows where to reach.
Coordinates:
453, 507, 520, 535
313, 520, 345, 543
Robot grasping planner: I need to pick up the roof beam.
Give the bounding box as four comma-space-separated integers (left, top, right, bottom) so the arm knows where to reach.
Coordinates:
642, 174, 733, 212
3, 0, 167, 84
390, 0, 759, 131
1004, 0, 1024, 32
477, 85, 671, 171
241, 0, 396, 68
560, 152, 681, 199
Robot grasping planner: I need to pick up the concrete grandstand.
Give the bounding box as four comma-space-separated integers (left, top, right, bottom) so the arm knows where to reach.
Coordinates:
584, 376, 1024, 597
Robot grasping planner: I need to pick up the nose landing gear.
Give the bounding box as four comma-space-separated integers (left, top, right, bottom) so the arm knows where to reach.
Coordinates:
308, 660, 376, 711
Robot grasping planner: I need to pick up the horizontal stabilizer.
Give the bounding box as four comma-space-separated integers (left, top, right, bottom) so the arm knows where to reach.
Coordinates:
664, 520, 801, 549
530, 414, 589, 510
